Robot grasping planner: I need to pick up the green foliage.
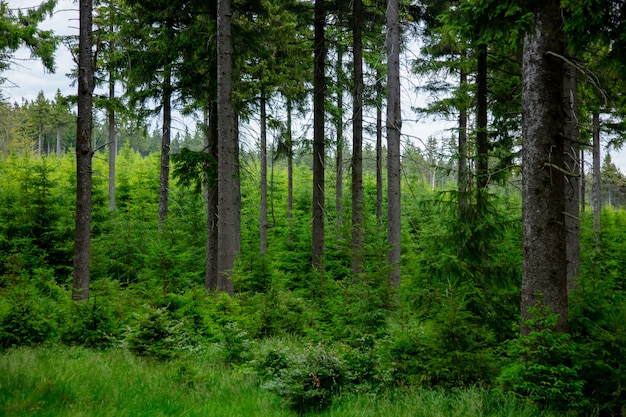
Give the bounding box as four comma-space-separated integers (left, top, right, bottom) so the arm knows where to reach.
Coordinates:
61, 298, 121, 349
0, 285, 57, 349
252, 338, 347, 413
126, 306, 191, 360
497, 306, 587, 413
381, 282, 497, 389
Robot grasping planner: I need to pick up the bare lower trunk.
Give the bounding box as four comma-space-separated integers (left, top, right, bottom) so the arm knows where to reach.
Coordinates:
351, 0, 364, 275
260, 92, 268, 253
476, 44, 488, 210
375, 74, 383, 225
335, 46, 344, 241
158, 67, 172, 229
108, 70, 116, 211
520, 0, 568, 333
73, 0, 94, 301
592, 112, 601, 251
286, 99, 293, 245
312, 0, 325, 272
563, 65, 580, 292
458, 67, 468, 215
205, 102, 219, 291
217, 0, 238, 295
386, 0, 402, 287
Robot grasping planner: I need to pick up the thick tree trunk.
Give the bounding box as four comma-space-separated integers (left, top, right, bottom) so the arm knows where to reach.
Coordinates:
158, 66, 172, 229
312, 0, 325, 272
73, 0, 94, 301
260, 91, 268, 253
217, 0, 238, 295
386, 0, 402, 287
205, 102, 219, 291
521, 0, 568, 334
108, 69, 116, 211
335, 46, 344, 241
351, 0, 364, 275
56, 124, 62, 159
563, 65, 580, 292
592, 112, 601, 251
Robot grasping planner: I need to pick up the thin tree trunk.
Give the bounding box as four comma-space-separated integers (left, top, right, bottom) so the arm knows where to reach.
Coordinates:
108, 68, 116, 211
158, 66, 172, 229
563, 64, 580, 292
458, 66, 468, 215
286, 98, 293, 245
580, 148, 586, 211
205, 102, 219, 291
335, 46, 344, 241
73, 0, 94, 301
476, 44, 488, 210
312, 0, 326, 272
592, 112, 601, 251
56, 124, 62, 159
375, 74, 383, 226
217, 0, 238, 295
260, 91, 268, 253
351, 0, 364, 275
386, 0, 402, 287
520, 0, 568, 334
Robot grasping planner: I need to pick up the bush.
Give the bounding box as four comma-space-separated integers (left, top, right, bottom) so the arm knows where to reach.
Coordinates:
252, 338, 347, 413
126, 306, 191, 360
497, 305, 587, 412
0, 285, 57, 348
61, 298, 121, 349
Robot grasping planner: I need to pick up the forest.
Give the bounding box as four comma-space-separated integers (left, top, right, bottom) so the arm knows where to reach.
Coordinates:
2, 0, 626, 416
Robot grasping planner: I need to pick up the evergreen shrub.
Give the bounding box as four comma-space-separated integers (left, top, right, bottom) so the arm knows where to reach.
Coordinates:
497, 305, 587, 412
61, 298, 121, 349
0, 285, 57, 348
126, 306, 191, 360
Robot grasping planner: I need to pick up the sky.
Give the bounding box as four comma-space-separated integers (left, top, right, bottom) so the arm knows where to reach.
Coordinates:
3, 0, 626, 173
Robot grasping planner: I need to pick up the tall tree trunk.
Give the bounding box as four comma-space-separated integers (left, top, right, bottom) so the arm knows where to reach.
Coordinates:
351, 0, 364, 275
375, 73, 383, 226
521, 0, 567, 334
158, 66, 172, 229
56, 124, 62, 159
286, 98, 293, 245
458, 66, 469, 215
476, 44, 488, 211
335, 46, 344, 241
386, 0, 402, 287
217, 0, 238, 295
312, 0, 325, 272
205, 102, 219, 290
108, 68, 116, 211
580, 148, 585, 211
563, 64, 580, 292
260, 91, 268, 253
73, 0, 94, 301
592, 112, 601, 251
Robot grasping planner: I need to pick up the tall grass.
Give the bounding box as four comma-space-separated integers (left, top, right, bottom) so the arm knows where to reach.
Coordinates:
0, 346, 557, 417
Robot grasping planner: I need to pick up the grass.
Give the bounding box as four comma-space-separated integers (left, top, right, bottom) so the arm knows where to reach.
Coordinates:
0, 346, 557, 417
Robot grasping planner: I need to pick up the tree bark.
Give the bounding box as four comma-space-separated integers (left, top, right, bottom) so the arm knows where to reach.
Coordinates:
217, 0, 238, 295
73, 0, 94, 301
286, 98, 293, 245
351, 0, 364, 275
312, 0, 325, 272
335, 46, 344, 241
521, 0, 568, 333
592, 112, 601, 251
260, 91, 268, 253
205, 102, 219, 291
158, 65, 172, 229
386, 0, 402, 287
108, 67, 116, 211
458, 66, 469, 215
563, 64, 580, 292
375, 73, 383, 226
476, 44, 488, 211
